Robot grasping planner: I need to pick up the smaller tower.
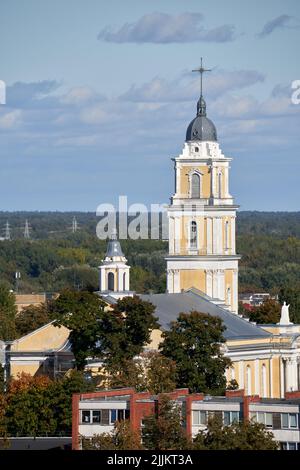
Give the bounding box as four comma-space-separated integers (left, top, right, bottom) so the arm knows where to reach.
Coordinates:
98, 229, 133, 300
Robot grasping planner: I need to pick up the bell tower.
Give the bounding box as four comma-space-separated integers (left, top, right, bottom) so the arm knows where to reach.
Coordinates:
99, 229, 133, 300
166, 60, 240, 313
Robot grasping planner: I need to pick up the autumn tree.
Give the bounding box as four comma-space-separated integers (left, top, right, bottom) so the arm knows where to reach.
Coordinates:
0, 285, 17, 341
248, 299, 281, 324
160, 311, 230, 394
193, 414, 278, 450
142, 395, 190, 450
82, 419, 142, 450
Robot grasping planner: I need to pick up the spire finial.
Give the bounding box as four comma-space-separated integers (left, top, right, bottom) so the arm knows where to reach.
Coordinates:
192, 57, 212, 98
192, 58, 212, 116
110, 228, 118, 240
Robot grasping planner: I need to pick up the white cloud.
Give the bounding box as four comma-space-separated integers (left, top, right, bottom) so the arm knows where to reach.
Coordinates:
0, 109, 22, 129
98, 12, 237, 44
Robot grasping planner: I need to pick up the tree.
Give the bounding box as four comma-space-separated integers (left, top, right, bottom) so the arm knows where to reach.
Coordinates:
15, 304, 50, 337
160, 311, 231, 394
82, 419, 142, 450
3, 371, 96, 437
49, 289, 106, 369
0, 285, 17, 341
278, 286, 300, 323
248, 299, 281, 324
107, 352, 177, 394
193, 414, 278, 450
142, 395, 190, 450
93, 296, 159, 371
143, 351, 177, 394
51, 292, 159, 371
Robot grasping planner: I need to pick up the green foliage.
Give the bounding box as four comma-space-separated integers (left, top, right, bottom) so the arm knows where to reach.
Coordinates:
278, 286, 300, 323
0, 285, 17, 340
142, 395, 190, 450
160, 311, 231, 394
99, 296, 159, 368
15, 304, 50, 337
193, 414, 278, 450
51, 291, 159, 371
248, 299, 281, 324
107, 352, 177, 394
82, 419, 142, 450
49, 289, 106, 369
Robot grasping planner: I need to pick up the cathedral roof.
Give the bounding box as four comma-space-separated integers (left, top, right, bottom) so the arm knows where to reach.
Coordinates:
186, 95, 217, 142
141, 290, 271, 340
105, 229, 124, 258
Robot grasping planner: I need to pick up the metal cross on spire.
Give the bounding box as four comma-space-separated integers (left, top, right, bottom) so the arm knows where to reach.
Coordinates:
192, 57, 212, 98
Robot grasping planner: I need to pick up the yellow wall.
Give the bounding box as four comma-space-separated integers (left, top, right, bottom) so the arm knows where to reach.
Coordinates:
11, 322, 70, 352
180, 270, 206, 292
180, 165, 211, 198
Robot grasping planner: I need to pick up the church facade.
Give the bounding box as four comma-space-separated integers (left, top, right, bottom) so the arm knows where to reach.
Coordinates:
97, 65, 300, 399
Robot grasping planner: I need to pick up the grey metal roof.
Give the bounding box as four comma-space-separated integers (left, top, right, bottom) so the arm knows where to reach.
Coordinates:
186, 95, 217, 142
140, 291, 271, 340
186, 115, 217, 142
105, 239, 124, 257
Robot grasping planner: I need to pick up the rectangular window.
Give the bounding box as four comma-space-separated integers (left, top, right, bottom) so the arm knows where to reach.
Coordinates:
192, 410, 200, 425
289, 414, 297, 428
231, 411, 239, 423
281, 413, 289, 429
81, 410, 91, 423
288, 442, 297, 451
92, 410, 101, 423
250, 412, 257, 421
257, 412, 265, 424
200, 411, 207, 425
101, 409, 110, 425
223, 411, 230, 426
110, 409, 117, 424
265, 413, 273, 428
125, 409, 130, 420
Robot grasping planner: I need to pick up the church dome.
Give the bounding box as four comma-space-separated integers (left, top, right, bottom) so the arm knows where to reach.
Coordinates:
186, 96, 217, 142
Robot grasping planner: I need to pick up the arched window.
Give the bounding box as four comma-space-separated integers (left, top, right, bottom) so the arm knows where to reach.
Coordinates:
190, 221, 197, 249
218, 172, 222, 199
262, 364, 267, 397
246, 366, 251, 395
123, 272, 126, 291
108, 272, 114, 291
225, 221, 229, 250
191, 173, 200, 198
231, 366, 235, 381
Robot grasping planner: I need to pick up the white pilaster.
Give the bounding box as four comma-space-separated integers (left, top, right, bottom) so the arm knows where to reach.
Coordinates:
254, 359, 259, 395
206, 270, 213, 297
174, 217, 180, 254
231, 217, 236, 255
232, 269, 238, 313
239, 361, 244, 389
206, 218, 212, 254
167, 269, 174, 293
173, 269, 180, 293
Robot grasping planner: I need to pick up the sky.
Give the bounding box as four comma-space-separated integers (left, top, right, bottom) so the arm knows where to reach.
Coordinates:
0, 0, 299, 211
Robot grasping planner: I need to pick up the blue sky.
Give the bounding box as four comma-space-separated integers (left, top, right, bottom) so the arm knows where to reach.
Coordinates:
0, 0, 299, 211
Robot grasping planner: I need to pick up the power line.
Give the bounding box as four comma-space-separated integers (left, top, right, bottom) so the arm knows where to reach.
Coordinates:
4, 221, 11, 240
24, 219, 31, 239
